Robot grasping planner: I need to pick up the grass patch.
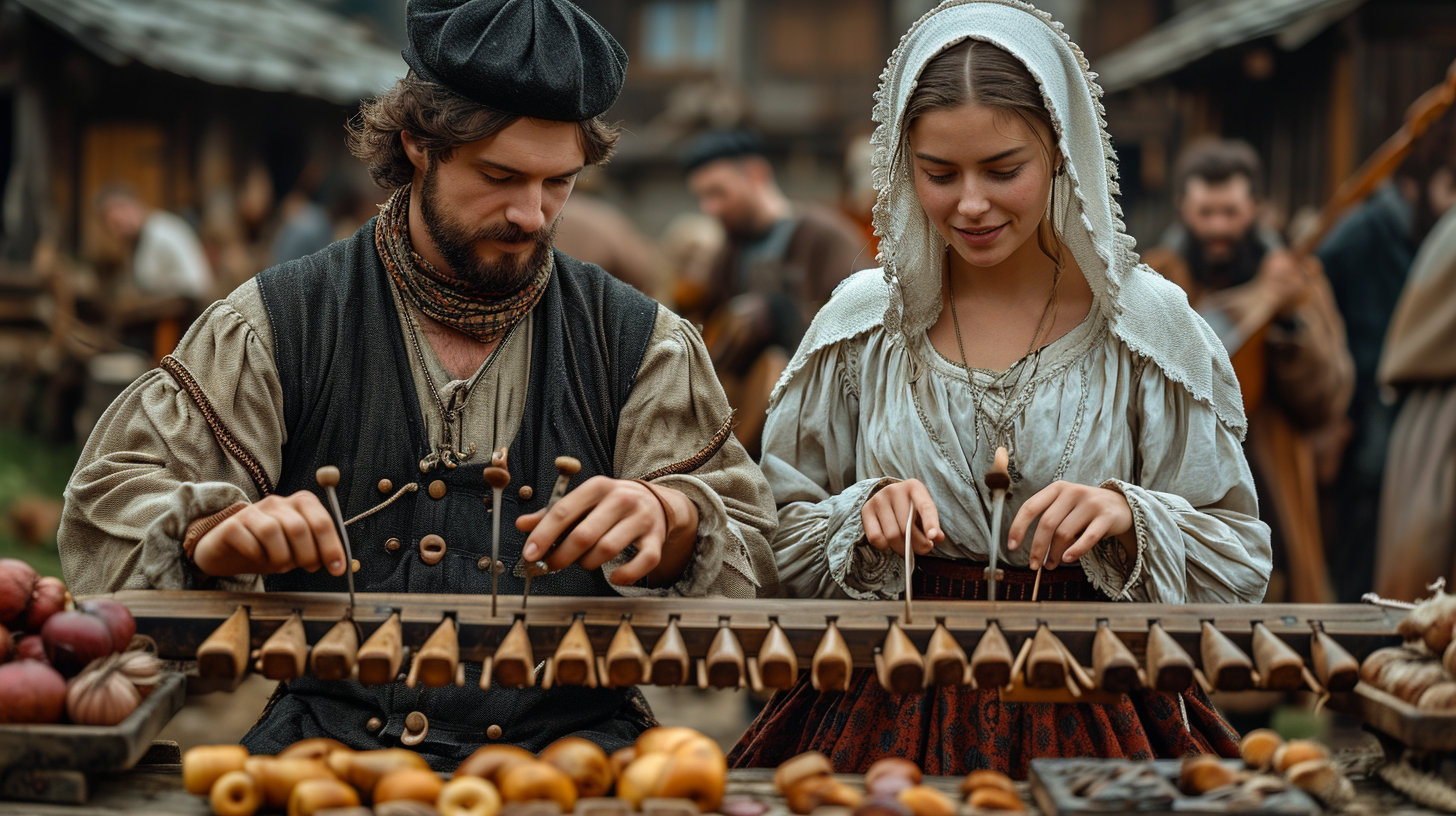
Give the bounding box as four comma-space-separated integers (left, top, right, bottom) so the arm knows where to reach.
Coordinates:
0, 429, 78, 577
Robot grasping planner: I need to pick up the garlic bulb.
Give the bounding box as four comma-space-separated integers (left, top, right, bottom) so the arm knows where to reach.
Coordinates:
115, 649, 161, 698
65, 650, 159, 725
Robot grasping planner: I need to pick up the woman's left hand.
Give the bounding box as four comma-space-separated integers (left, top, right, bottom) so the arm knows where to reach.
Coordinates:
1005, 481, 1133, 570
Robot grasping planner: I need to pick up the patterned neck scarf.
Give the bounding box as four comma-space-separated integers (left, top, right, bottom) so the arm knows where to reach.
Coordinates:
374, 186, 550, 344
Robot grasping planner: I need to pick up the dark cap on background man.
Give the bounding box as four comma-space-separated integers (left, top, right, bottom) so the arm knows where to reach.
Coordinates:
403, 0, 628, 121
682, 130, 769, 176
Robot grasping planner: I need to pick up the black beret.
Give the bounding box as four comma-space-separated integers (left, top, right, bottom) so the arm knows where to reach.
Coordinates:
403, 0, 627, 121
682, 129, 768, 175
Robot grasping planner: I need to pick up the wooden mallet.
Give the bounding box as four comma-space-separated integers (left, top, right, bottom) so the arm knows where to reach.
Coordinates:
522, 456, 582, 609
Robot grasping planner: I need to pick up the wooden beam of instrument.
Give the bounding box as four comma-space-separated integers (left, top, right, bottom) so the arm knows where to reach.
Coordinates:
1092, 623, 1141, 693
649, 618, 690, 687
1201, 621, 1255, 691
604, 619, 649, 688
357, 612, 403, 686
1146, 622, 1195, 692
1310, 628, 1360, 693
196, 605, 251, 687
553, 618, 598, 688
258, 612, 308, 681
756, 620, 799, 690
412, 617, 461, 688
875, 621, 923, 694
924, 622, 968, 686
1252, 622, 1305, 691
110, 591, 1406, 680
968, 621, 1013, 689
811, 620, 851, 692
703, 619, 746, 689
1026, 625, 1067, 689
311, 619, 359, 681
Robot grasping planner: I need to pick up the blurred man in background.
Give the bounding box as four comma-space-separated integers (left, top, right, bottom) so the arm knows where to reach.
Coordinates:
678, 129, 871, 457
1143, 139, 1352, 604
1318, 112, 1456, 602
553, 170, 662, 298
98, 184, 214, 304
96, 184, 215, 358
1366, 115, 1456, 602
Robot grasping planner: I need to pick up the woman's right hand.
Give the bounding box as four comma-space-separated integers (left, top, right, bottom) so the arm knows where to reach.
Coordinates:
862, 479, 944, 555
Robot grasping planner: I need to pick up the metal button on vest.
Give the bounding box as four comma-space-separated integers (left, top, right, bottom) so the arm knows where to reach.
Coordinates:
420, 535, 446, 565
401, 711, 429, 746
518, 485, 533, 501
477, 556, 492, 571
385, 537, 401, 553
486, 724, 503, 740
429, 480, 447, 499
378, 478, 393, 493
366, 717, 383, 733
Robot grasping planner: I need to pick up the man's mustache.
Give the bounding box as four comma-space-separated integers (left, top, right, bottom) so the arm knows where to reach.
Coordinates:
477, 222, 551, 247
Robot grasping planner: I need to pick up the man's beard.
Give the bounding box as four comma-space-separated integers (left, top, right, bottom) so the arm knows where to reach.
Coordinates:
1184, 227, 1266, 291
419, 163, 557, 296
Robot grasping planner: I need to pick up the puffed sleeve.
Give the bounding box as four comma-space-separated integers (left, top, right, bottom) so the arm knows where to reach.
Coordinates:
1082, 357, 1272, 603
58, 280, 285, 595
759, 333, 903, 599
607, 309, 780, 598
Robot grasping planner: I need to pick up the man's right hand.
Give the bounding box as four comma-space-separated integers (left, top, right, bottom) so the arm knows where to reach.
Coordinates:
1254, 249, 1310, 316
192, 491, 346, 578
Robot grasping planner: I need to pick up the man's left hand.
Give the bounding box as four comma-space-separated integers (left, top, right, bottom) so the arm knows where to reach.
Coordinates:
516, 476, 699, 586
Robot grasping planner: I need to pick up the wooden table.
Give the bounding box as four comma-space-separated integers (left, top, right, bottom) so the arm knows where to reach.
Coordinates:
0, 760, 1445, 816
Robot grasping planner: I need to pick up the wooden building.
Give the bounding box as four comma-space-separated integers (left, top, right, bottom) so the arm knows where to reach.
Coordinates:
0, 0, 402, 434
0, 0, 402, 267
1086, 0, 1456, 244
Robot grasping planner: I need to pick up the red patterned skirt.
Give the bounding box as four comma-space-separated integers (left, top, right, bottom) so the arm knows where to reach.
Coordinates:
728, 558, 1241, 779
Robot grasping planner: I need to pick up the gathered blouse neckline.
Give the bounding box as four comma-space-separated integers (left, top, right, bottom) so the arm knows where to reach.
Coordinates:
912, 288, 1107, 391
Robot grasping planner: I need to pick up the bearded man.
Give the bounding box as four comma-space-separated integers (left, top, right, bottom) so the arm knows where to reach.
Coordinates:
676, 130, 872, 456
57, 0, 778, 765
1144, 139, 1352, 604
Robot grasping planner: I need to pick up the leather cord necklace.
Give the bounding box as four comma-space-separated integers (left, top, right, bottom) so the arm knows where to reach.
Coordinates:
398, 288, 524, 473
946, 243, 1061, 479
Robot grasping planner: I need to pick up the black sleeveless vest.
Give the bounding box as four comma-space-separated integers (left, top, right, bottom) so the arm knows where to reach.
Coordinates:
239, 220, 659, 766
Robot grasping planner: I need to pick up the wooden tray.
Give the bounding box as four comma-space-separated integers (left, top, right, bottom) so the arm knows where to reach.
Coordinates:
0, 673, 185, 772
1354, 681, 1456, 752
1030, 758, 1319, 816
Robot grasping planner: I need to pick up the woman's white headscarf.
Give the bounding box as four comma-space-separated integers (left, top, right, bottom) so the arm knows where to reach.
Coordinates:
778, 0, 1246, 435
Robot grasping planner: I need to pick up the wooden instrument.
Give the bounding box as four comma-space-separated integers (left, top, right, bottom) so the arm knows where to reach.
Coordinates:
106, 591, 1393, 700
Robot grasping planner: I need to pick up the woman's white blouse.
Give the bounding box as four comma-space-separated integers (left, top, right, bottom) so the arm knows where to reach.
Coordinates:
763, 307, 1272, 605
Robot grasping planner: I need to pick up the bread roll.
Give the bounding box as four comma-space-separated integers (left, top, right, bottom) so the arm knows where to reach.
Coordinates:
1386, 659, 1448, 703
1271, 740, 1328, 775
539, 737, 613, 798
773, 751, 832, 794
1360, 646, 1421, 687
1417, 680, 1456, 711
1178, 755, 1242, 795
1238, 729, 1283, 771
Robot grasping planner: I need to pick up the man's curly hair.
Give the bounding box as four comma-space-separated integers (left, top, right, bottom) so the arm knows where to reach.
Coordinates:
348, 71, 621, 189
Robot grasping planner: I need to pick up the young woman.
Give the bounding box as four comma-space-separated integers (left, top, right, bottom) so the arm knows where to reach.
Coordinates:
729, 0, 1272, 778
